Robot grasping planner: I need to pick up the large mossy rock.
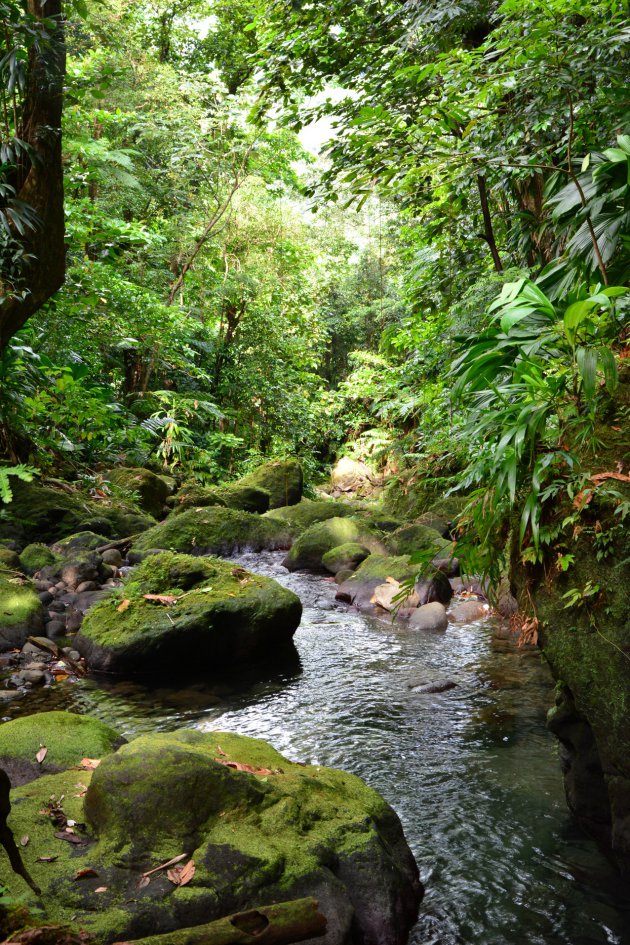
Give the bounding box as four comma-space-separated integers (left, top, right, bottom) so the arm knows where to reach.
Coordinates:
0, 569, 44, 650
106, 467, 170, 518
0, 710, 124, 784
130, 507, 293, 559
0, 478, 155, 547
9, 730, 421, 944
283, 517, 386, 573
265, 498, 354, 531
75, 551, 302, 675
237, 459, 303, 509
336, 553, 452, 615
322, 542, 370, 575
386, 523, 451, 558
18, 542, 60, 575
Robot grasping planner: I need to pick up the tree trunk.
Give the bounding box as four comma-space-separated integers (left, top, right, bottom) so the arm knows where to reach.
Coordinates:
111, 898, 327, 945
476, 173, 503, 273
0, 1, 66, 353
0, 767, 41, 895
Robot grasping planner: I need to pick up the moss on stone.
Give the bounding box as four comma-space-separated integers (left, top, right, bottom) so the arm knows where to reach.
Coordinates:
237, 460, 303, 509
347, 553, 417, 585
0, 570, 44, 650
51, 531, 109, 556
75, 551, 302, 674
19, 542, 60, 575
321, 542, 370, 575
0, 710, 123, 770
283, 517, 385, 572
215, 484, 270, 514
0, 547, 21, 570
106, 467, 170, 518
264, 498, 354, 531
7, 729, 421, 945
0, 478, 156, 546
386, 523, 451, 558
131, 507, 293, 558
169, 483, 227, 516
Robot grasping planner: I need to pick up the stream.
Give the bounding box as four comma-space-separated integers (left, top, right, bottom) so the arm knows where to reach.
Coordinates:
3, 551, 630, 944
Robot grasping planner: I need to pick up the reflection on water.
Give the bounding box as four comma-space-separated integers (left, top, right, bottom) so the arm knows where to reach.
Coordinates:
3, 551, 629, 944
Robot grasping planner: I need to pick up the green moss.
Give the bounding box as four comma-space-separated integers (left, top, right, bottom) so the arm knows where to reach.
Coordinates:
386, 523, 451, 558
19, 543, 60, 575
321, 542, 370, 575
106, 467, 170, 518
283, 517, 385, 572
0, 570, 44, 649
348, 553, 417, 585
264, 498, 354, 531
76, 551, 302, 673
237, 460, 303, 509
0, 711, 122, 769
131, 507, 293, 558
51, 531, 109, 556
0, 547, 21, 570
215, 484, 270, 514
169, 482, 227, 516
0, 478, 156, 546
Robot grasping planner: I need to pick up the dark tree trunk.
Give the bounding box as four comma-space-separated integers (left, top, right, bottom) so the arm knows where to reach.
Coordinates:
476, 173, 503, 273
0, 0, 66, 353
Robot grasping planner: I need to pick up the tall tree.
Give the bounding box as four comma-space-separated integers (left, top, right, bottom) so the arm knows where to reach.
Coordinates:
0, 0, 66, 353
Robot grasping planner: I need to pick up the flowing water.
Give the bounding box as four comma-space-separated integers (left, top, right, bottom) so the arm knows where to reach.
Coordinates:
3, 552, 629, 944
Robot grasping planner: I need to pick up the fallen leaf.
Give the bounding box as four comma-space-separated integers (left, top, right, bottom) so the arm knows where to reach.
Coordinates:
136, 875, 151, 890
20, 835, 29, 847
79, 758, 101, 770
166, 860, 195, 886
37, 855, 58, 863
53, 672, 70, 682
36, 746, 48, 765
55, 831, 84, 845
117, 599, 131, 613
214, 758, 273, 776
590, 471, 630, 485
142, 853, 187, 878
95, 886, 108, 893
74, 868, 98, 880
143, 593, 180, 605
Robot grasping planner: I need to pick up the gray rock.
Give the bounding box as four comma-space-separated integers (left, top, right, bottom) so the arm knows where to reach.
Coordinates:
409, 678, 457, 694
46, 620, 66, 640
38, 591, 53, 605
101, 548, 123, 567
408, 602, 448, 633
75, 580, 99, 593
15, 669, 45, 685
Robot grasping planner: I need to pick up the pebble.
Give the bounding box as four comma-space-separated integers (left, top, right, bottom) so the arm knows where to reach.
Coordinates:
55, 581, 66, 591
0, 690, 23, 702
14, 669, 46, 685
38, 591, 54, 605
46, 620, 66, 640
76, 581, 99, 593
62, 648, 81, 661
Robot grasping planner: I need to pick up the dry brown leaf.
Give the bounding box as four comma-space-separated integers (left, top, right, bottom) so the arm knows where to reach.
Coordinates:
214, 758, 273, 776
74, 868, 98, 880
37, 855, 58, 863
143, 593, 180, 605
117, 599, 131, 613
55, 831, 84, 845
142, 852, 187, 878
590, 471, 630, 484
79, 758, 101, 770
20, 835, 29, 846
95, 886, 108, 893
136, 875, 151, 889
53, 672, 70, 682
167, 860, 195, 886
35, 746, 48, 765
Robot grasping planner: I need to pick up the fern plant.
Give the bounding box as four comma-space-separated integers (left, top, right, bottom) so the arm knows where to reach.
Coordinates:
0, 464, 36, 503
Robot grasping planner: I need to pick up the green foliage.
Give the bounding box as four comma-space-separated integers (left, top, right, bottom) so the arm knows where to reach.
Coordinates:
0, 463, 36, 503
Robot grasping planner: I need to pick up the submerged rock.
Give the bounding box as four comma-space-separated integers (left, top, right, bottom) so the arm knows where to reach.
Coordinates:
0, 710, 124, 785
130, 506, 294, 559
75, 551, 302, 675
9, 729, 422, 945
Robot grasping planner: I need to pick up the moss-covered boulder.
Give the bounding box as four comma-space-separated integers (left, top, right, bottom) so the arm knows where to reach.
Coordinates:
51, 531, 109, 556
75, 551, 302, 675
322, 542, 371, 575
172, 482, 271, 515
0, 570, 44, 650
0, 710, 124, 785
217, 483, 270, 514
130, 507, 294, 559
168, 482, 227, 515
237, 459, 303, 508
106, 466, 170, 518
336, 553, 452, 615
8, 730, 421, 944
283, 517, 386, 573
264, 498, 354, 531
0, 478, 156, 547
0, 547, 21, 570
386, 523, 451, 558
19, 542, 60, 575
